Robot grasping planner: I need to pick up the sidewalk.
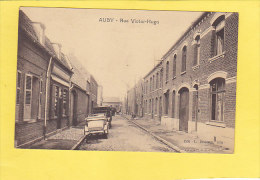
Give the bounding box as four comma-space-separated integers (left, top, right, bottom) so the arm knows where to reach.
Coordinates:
124, 115, 231, 154
29, 122, 86, 150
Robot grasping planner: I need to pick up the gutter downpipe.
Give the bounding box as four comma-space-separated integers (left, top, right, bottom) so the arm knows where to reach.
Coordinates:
43, 57, 53, 140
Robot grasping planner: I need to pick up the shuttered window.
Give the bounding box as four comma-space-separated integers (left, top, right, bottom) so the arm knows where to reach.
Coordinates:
54, 86, 59, 117
63, 89, 68, 115
25, 75, 32, 105
16, 71, 21, 104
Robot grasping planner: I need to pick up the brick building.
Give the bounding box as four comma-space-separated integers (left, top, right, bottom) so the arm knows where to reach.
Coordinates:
126, 88, 136, 115
89, 75, 98, 113
15, 10, 100, 147
102, 97, 122, 112
129, 12, 238, 150
69, 54, 91, 126
15, 11, 73, 147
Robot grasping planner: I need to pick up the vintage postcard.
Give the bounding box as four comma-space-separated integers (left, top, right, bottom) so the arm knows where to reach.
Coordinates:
14, 7, 238, 154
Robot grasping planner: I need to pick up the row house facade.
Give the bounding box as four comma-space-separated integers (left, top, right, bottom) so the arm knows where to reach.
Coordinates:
15, 10, 98, 147
102, 97, 122, 113
69, 53, 93, 126
89, 75, 98, 113
131, 12, 238, 150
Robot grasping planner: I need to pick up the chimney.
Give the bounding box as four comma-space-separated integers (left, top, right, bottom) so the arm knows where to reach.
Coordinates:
52, 43, 62, 59
31, 22, 46, 45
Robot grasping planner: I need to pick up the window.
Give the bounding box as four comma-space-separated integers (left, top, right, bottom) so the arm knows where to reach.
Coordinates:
181, 46, 187, 73
153, 75, 155, 90
173, 54, 177, 77
156, 73, 159, 89
212, 15, 225, 56
150, 77, 152, 92
16, 71, 21, 104
166, 61, 169, 82
54, 86, 59, 117
149, 99, 151, 113
210, 78, 225, 122
193, 35, 200, 66
25, 75, 32, 105
63, 89, 68, 115
146, 80, 148, 94
160, 68, 163, 87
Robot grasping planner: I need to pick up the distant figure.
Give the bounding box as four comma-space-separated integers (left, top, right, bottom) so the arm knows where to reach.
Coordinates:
131, 113, 136, 119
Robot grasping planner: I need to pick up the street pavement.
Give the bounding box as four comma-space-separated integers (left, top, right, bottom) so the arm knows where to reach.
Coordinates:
79, 115, 176, 152
27, 115, 231, 153
28, 125, 85, 150
129, 116, 232, 154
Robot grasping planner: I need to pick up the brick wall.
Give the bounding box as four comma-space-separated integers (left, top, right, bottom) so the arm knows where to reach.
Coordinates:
74, 87, 89, 124
139, 12, 238, 130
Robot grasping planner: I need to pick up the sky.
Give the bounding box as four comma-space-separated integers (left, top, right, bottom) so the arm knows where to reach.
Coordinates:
21, 7, 203, 100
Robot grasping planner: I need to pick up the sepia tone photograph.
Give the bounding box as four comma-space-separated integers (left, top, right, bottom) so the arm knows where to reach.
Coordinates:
15, 7, 238, 153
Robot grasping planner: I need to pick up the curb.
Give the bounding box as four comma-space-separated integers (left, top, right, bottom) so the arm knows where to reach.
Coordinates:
123, 115, 186, 153
71, 134, 87, 150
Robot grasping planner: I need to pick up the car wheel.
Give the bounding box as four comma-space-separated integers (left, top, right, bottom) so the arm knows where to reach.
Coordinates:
103, 133, 108, 139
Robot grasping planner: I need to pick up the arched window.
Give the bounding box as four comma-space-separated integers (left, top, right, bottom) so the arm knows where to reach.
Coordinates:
166, 61, 169, 82
156, 72, 159, 89
153, 75, 155, 90
212, 15, 225, 56
181, 46, 187, 72
173, 54, 177, 78
210, 78, 225, 122
160, 68, 163, 87
146, 80, 148, 94
193, 35, 200, 66
150, 77, 152, 92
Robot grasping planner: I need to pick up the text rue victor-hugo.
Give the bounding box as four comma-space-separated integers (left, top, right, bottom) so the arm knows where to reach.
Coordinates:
99, 18, 160, 25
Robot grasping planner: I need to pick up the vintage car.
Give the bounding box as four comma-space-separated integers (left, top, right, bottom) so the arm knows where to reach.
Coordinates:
84, 107, 112, 139
84, 114, 109, 139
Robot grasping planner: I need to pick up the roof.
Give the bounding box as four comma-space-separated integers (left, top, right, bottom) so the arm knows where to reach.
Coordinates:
68, 53, 91, 91
19, 10, 72, 71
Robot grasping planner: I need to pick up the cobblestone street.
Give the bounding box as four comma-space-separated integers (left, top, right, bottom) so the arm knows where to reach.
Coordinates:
79, 115, 176, 152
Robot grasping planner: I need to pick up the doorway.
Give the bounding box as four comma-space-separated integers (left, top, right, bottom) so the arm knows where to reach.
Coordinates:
179, 87, 189, 132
